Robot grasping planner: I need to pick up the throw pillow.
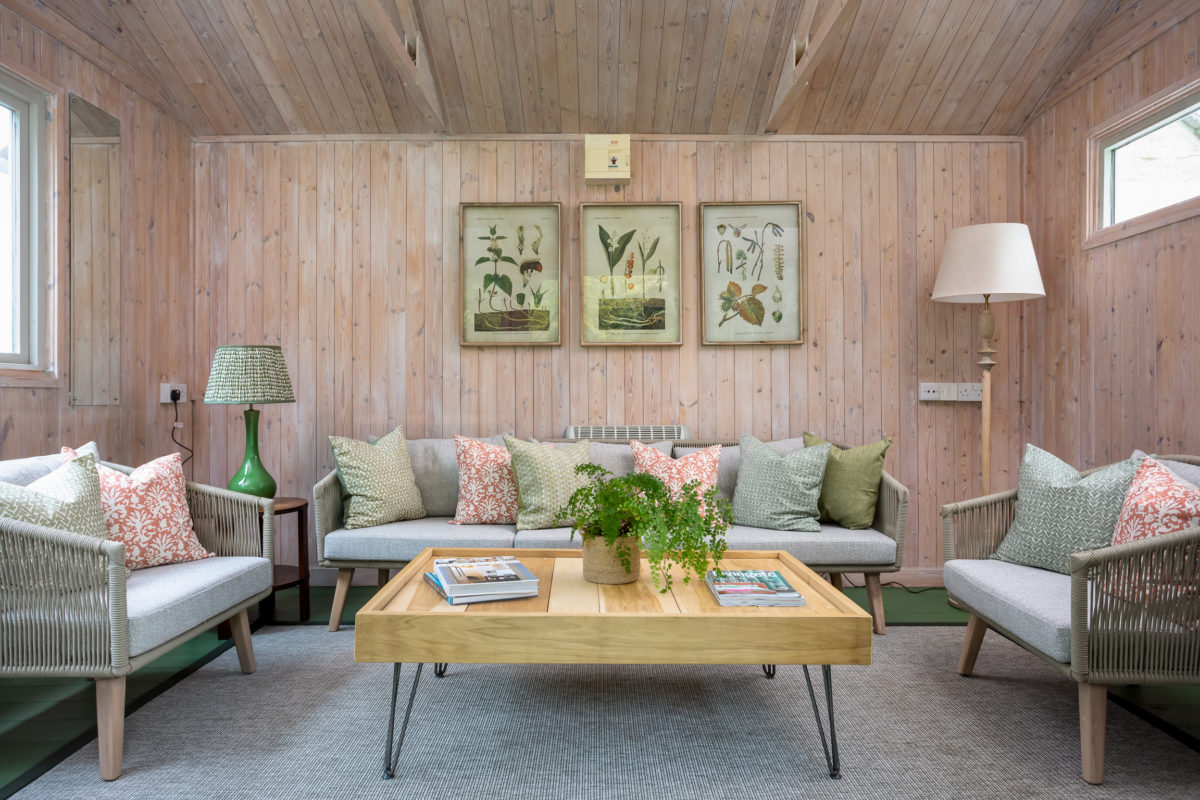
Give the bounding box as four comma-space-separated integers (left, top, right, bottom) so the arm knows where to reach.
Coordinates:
330, 426, 426, 529
62, 448, 211, 569
0, 453, 108, 541
1132, 449, 1200, 489
992, 445, 1141, 575
451, 435, 521, 525
632, 441, 721, 496
802, 433, 891, 529
505, 436, 589, 531
733, 435, 830, 531
1113, 457, 1200, 546
0, 441, 101, 487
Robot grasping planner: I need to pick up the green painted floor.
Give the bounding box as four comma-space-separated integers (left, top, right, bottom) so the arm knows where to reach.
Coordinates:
1, 584, 1195, 798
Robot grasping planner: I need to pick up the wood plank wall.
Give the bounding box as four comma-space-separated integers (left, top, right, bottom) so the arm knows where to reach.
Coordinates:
192, 136, 1029, 582
1024, 10, 1200, 467
0, 8, 193, 468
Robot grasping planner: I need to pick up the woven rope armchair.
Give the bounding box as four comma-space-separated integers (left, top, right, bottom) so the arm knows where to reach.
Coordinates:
0, 468, 275, 780
941, 454, 1200, 785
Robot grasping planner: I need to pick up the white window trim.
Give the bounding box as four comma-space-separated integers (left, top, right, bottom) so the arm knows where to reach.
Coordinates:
1084, 74, 1200, 250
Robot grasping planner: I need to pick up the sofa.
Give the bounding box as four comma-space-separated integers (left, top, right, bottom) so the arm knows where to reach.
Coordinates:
0, 451, 275, 780
941, 454, 1200, 785
315, 438, 909, 634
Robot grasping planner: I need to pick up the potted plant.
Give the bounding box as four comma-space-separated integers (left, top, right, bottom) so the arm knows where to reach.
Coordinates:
555, 464, 732, 590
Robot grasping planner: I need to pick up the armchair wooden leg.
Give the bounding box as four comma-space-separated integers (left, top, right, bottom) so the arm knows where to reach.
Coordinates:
96, 676, 126, 781
864, 573, 886, 635
829, 572, 843, 590
377, 568, 390, 587
1079, 682, 1107, 785
229, 609, 256, 674
328, 568, 354, 632
957, 614, 987, 676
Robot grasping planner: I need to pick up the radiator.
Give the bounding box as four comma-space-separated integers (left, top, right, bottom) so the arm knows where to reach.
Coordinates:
563, 425, 691, 440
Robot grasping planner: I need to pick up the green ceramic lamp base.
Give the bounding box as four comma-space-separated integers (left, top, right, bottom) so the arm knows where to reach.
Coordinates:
228, 407, 276, 498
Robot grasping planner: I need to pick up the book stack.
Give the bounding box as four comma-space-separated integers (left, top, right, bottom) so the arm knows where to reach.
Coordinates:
706, 569, 807, 607
423, 556, 539, 605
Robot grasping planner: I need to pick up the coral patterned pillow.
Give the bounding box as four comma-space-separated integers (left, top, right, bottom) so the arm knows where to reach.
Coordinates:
632, 441, 721, 496
1113, 457, 1200, 545
61, 448, 211, 570
451, 435, 521, 525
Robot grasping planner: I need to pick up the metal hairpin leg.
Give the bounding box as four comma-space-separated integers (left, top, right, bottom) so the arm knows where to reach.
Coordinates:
762, 664, 776, 679
434, 662, 448, 677
802, 664, 841, 779
382, 662, 424, 779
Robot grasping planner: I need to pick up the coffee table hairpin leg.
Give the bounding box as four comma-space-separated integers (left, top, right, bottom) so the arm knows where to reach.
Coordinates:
802, 665, 841, 779
383, 663, 424, 780
434, 663, 448, 677
762, 664, 776, 679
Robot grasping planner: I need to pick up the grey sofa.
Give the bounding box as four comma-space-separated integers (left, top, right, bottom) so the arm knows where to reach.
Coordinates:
941, 454, 1200, 785
315, 438, 909, 634
0, 453, 275, 780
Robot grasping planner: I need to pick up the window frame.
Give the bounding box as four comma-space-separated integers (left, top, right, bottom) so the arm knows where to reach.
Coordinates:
1085, 74, 1200, 250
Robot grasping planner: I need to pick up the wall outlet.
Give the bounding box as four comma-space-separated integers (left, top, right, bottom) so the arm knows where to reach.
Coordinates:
918, 382, 940, 401
957, 382, 983, 402
159, 383, 187, 403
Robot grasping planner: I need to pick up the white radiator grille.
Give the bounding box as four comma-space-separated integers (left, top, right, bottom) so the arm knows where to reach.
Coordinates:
563, 425, 691, 440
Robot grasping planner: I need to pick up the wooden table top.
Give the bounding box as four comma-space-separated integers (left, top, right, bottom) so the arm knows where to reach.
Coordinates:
355, 548, 873, 667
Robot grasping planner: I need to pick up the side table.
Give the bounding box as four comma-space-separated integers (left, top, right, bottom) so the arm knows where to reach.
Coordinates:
260, 496, 310, 622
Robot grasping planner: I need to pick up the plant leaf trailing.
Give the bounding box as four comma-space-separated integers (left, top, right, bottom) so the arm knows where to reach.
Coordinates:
555, 464, 732, 593
717, 281, 768, 327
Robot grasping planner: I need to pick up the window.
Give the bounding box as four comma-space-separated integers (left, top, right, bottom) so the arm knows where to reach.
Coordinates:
0, 70, 46, 367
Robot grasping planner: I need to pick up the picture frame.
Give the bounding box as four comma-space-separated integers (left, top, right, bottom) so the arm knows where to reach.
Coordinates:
579, 202, 682, 346
460, 203, 561, 346
699, 202, 804, 345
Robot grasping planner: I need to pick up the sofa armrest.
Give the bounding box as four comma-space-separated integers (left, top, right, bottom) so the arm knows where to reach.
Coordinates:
873, 470, 909, 567
940, 489, 1018, 562
186, 482, 274, 562
1068, 526, 1200, 684
313, 469, 344, 565
0, 517, 130, 676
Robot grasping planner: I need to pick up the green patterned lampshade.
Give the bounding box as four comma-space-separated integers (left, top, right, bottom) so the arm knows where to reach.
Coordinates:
204, 345, 295, 405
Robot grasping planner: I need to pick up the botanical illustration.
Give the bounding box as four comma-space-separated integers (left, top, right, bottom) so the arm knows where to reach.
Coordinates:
461, 204, 560, 345
581, 204, 681, 345
700, 203, 803, 344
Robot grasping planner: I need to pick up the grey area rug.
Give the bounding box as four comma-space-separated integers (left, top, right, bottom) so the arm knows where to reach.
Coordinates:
14, 626, 1200, 800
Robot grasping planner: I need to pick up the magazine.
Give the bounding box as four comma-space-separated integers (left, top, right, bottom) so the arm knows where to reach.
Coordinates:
423, 572, 538, 605
431, 556, 539, 597
705, 569, 806, 607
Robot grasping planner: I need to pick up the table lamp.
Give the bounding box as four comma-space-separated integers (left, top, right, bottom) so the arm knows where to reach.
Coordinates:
204, 345, 295, 498
932, 223, 1044, 495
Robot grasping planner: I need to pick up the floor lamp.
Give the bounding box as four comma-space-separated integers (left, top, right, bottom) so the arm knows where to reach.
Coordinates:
932, 223, 1044, 495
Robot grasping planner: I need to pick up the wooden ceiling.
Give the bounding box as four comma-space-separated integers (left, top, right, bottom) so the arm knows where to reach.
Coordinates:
6, 0, 1142, 136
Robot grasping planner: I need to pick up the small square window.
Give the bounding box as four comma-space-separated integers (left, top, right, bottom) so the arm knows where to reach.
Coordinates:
1105, 104, 1200, 225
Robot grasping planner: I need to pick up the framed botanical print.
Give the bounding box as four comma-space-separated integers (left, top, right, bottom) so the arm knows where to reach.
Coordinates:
699, 202, 804, 344
580, 202, 682, 346
460, 203, 561, 345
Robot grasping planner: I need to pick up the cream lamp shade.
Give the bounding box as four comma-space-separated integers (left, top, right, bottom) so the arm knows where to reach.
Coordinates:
204, 345, 295, 405
931, 223, 1045, 303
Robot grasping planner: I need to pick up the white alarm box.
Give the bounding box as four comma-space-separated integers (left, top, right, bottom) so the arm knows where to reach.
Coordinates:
584, 134, 631, 184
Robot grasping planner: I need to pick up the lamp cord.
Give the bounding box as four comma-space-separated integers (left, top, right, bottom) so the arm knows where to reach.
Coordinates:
171, 398, 194, 467
838, 574, 939, 594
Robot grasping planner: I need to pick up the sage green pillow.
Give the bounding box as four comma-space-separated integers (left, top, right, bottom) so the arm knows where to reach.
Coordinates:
505, 436, 589, 531
0, 453, 108, 540
733, 436, 830, 532
330, 426, 425, 529
992, 445, 1140, 575
802, 433, 891, 529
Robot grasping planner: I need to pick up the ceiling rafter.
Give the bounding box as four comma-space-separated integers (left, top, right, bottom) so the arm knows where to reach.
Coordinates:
354, 0, 444, 129
764, 0, 861, 133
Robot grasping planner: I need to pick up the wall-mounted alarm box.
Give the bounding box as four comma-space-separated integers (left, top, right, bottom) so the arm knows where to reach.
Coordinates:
585, 134, 631, 184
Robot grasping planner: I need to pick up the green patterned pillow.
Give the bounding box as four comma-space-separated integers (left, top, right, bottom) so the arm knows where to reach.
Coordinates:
0, 453, 108, 540
505, 436, 589, 531
733, 435, 830, 532
993, 445, 1141, 574
330, 426, 426, 529
803, 433, 891, 529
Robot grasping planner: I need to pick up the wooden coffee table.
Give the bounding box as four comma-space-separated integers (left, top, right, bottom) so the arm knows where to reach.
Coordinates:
355, 548, 872, 780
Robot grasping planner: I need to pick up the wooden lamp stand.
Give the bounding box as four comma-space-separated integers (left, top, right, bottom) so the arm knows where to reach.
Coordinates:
977, 296, 996, 496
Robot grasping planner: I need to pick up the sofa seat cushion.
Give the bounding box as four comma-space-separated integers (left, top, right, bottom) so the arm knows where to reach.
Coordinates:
127, 556, 270, 657
944, 559, 1072, 663
323, 517, 516, 562
724, 524, 896, 565
513, 527, 579, 549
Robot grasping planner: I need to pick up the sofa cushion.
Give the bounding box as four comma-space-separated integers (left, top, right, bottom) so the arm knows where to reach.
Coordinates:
944, 559, 1072, 663
513, 527, 579, 549
675, 437, 805, 500
723, 524, 896, 565
733, 436, 829, 532
126, 556, 270, 657
633, 441, 721, 497
0, 442, 100, 488
323, 517, 517, 562
0, 454, 109, 542
330, 426, 426, 528
506, 437, 589, 531
803, 433, 891, 529
451, 435, 522, 525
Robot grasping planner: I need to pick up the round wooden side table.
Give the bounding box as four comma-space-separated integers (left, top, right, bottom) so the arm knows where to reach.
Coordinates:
261, 496, 310, 622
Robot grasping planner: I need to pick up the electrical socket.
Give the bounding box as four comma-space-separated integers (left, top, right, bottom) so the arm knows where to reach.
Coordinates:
918, 382, 940, 401
957, 382, 983, 402
159, 383, 187, 404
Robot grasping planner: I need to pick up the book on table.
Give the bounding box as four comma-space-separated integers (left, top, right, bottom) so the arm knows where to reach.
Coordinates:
430, 556, 539, 599
706, 569, 807, 607
423, 571, 538, 605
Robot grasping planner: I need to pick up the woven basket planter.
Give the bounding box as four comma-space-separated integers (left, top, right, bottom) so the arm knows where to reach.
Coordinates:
580, 535, 641, 584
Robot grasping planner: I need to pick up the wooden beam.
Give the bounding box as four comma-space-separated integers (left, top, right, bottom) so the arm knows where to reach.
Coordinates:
764, 0, 861, 133
354, 0, 444, 129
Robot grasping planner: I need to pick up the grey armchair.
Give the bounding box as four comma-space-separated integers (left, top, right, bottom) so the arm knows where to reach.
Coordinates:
0, 471, 275, 780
